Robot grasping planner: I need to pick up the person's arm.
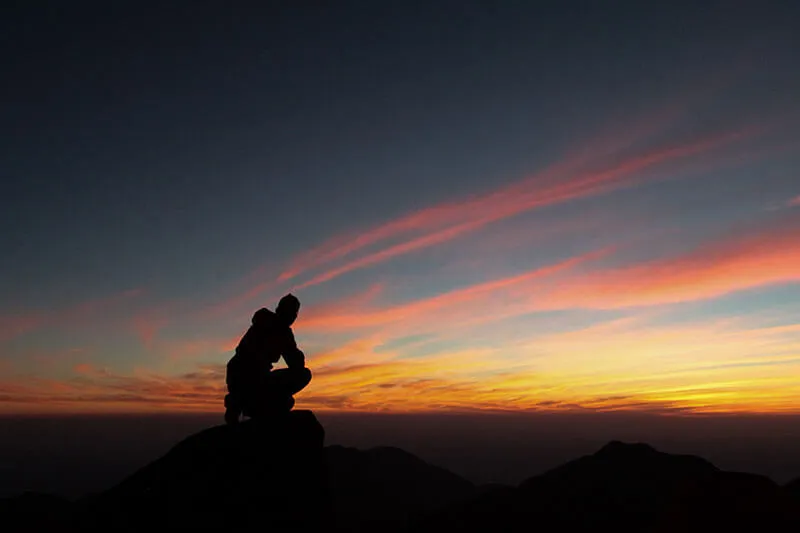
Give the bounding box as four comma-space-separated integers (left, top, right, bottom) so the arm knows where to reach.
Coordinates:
282, 329, 306, 369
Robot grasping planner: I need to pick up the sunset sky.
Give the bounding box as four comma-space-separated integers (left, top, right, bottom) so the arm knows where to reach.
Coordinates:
2, 1, 800, 415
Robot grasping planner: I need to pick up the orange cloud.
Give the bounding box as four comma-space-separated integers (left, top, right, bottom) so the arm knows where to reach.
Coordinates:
161, 337, 236, 362
338, 318, 800, 414
790, 195, 800, 207
3, 314, 800, 415
296, 212, 800, 339
0, 363, 227, 414
73, 363, 103, 376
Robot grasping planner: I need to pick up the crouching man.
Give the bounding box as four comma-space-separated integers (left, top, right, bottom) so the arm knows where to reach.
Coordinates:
224, 293, 312, 424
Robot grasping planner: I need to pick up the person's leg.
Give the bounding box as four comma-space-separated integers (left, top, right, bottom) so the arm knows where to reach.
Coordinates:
224, 393, 241, 425
255, 367, 311, 413
224, 357, 243, 424
241, 368, 311, 419
241, 373, 270, 419
269, 367, 312, 396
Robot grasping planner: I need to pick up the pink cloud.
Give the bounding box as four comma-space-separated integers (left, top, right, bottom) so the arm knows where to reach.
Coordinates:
0, 289, 143, 343
278, 95, 708, 284
538, 216, 800, 310
300, 248, 611, 332
297, 213, 800, 340
282, 128, 755, 290
0, 314, 45, 342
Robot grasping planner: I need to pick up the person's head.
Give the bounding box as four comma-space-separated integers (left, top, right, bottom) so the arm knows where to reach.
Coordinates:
276, 293, 301, 326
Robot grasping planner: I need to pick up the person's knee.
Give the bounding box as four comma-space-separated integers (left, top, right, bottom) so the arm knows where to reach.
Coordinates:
299, 367, 312, 387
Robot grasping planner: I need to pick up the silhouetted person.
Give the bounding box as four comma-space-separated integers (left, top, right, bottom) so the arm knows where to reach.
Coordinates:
224, 293, 312, 424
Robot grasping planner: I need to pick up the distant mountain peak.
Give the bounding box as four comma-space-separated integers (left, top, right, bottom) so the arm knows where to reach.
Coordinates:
595, 440, 657, 456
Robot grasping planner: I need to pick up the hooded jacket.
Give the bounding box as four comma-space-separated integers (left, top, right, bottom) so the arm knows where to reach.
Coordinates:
232, 308, 305, 375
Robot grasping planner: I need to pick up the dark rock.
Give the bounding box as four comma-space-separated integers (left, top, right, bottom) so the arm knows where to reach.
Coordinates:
474, 483, 513, 496
76, 410, 328, 532
0, 492, 73, 533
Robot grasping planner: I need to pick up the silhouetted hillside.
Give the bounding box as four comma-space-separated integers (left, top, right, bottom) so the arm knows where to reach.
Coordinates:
0, 492, 72, 532
410, 440, 800, 532
0, 411, 473, 532
3, 423, 800, 533
77, 410, 328, 532
518, 439, 719, 526
326, 444, 475, 529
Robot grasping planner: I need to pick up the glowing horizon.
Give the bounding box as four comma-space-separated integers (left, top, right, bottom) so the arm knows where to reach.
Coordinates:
2, 107, 799, 415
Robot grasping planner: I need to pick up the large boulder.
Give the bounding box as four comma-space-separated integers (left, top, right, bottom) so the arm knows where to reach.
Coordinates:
76, 410, 329, 532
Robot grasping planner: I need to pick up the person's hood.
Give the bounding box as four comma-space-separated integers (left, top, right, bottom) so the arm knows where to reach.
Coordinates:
251, 307, 275, 326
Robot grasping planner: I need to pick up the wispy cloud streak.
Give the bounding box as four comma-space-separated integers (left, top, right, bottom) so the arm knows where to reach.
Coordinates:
283, 129, 755, 289
300, 248, 611, 333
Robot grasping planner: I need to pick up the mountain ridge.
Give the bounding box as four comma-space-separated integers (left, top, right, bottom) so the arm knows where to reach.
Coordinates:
3, 413, 800, 532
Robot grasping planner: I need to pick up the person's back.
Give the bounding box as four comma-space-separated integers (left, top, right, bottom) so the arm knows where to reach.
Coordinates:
224, 294, 311, 424
235, 307, 292, 372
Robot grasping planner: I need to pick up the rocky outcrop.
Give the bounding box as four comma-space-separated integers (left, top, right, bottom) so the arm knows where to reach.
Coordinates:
77, 410, 328, 532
